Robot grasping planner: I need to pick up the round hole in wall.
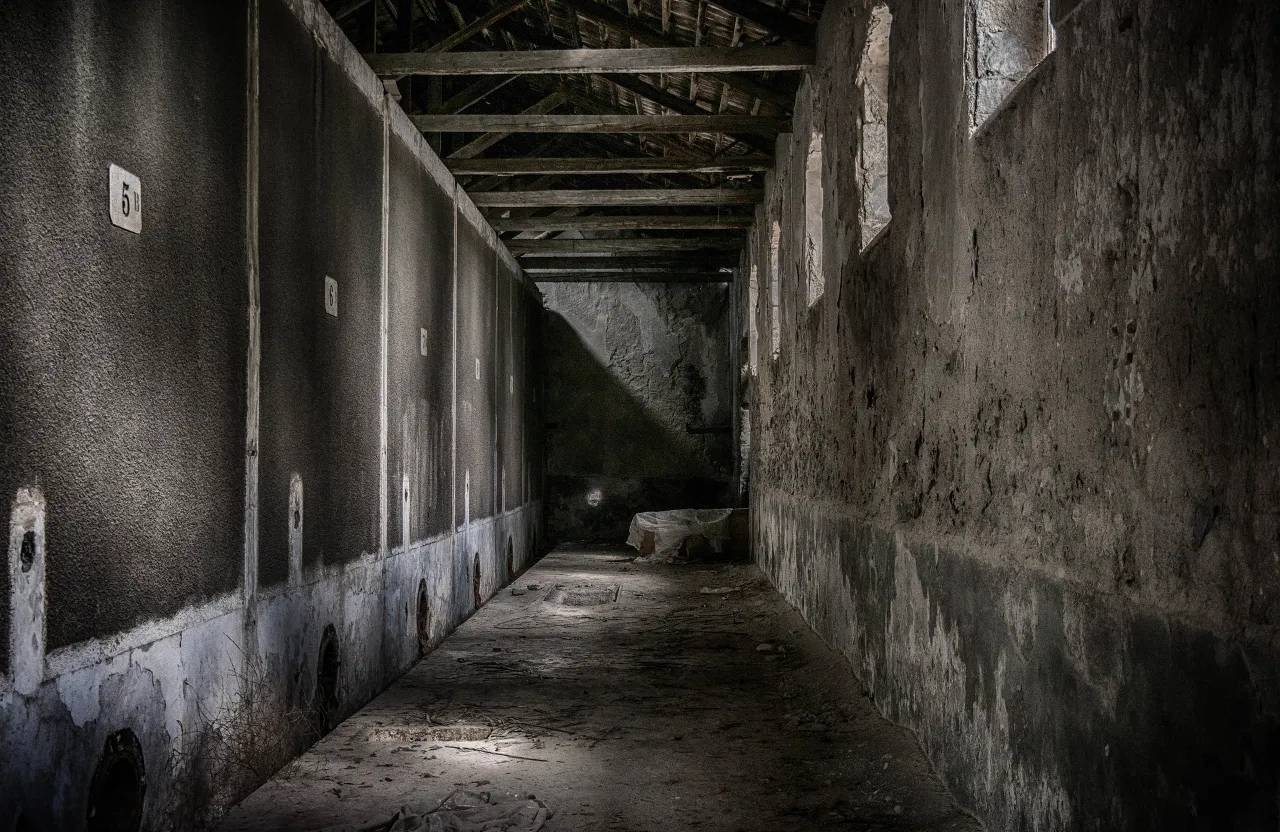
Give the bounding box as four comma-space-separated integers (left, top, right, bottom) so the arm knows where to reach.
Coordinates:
315, 625, 341, 730
472, 553, 482, 608
416, 579, 431, 658
87, 728, 146, 832
506, 538, 515, 580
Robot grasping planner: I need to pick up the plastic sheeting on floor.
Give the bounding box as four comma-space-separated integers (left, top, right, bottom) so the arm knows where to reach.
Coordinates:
626, 508, 734, 563
312, 790, 548, 832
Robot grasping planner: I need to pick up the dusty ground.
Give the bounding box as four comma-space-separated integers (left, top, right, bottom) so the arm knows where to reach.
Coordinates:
219, 547, 982, 831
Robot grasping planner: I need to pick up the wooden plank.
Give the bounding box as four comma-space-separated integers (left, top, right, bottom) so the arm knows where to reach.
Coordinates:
556, 0, 796, 107
426, 0, 528, 53
365, 46, 815, 76
450, 156, 770, 175
507, 238, 742, 254
597, 73, 774, 154
491, 214, 754, 231
471, 188, 763, 207
529, 273, 730, 283
447, 91, 565, 160
516, 256, 736, 270
414, 113, 787, 134
706, 0, 816, 44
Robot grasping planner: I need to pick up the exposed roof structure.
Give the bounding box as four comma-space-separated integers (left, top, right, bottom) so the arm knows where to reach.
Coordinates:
325, 0, 823, 282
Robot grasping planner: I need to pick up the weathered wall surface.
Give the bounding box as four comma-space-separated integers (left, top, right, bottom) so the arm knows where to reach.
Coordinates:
542, 282, 733, 543
0, 1, 544, 827
744, 0, 1280, 828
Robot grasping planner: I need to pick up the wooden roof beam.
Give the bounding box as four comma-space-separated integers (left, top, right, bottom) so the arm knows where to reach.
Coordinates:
472, 188, 762, 207
529, 273, 730, 283
507, 237, 742, 253
450, 155, 767, 175
706, 0, 816, 45
492, 214, 754, 231
365, 46, 814, 76
414, 113, 787, 133
555, 0, 797, 108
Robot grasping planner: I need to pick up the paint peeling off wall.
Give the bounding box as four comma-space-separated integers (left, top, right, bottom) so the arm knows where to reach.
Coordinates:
743, 0, 1280, 828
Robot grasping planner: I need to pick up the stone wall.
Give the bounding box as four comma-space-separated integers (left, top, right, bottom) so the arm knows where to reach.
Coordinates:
542, 282, 733, 543
742, 0, 1280, 828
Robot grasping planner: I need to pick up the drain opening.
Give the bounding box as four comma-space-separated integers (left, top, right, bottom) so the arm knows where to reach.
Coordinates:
472, 552, 482, 608
506, 538, 515, 580
87, 728, 146, 832
416, 579, 431, 657
315, 625, 341, 731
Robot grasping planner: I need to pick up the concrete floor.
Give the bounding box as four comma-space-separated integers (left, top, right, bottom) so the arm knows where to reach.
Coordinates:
219, 547, 981, 832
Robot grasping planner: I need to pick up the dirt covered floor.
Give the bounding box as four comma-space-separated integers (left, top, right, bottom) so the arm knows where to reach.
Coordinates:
219, 547, 982, 831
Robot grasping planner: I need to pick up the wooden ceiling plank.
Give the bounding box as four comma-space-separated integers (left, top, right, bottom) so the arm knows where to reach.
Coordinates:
414, 113, 788, 133
365, 45, 814, 76
492, 214, 753, 231
449, 156, 768, 175
508, 237, 742, 253
472, 187, 762, 207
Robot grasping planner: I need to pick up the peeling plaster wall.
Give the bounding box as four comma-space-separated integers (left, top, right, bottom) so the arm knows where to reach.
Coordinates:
743, 0, 1280, 828
0, 0, 545, 827
542, 283, 733, 543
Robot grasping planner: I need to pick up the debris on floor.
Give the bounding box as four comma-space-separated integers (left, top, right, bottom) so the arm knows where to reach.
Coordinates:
220, 547, 982, 832
312, 789, 548, 832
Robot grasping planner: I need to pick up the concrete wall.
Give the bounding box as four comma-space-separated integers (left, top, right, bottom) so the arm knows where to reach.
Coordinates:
541, 283, 733, 543
0, 1, 544, 827
742, 0, 1280, 829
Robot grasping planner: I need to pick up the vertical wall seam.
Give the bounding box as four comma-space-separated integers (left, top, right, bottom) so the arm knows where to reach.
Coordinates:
451, 188, 459, 579
243, 0, 262, 610
379, 99, 391, 560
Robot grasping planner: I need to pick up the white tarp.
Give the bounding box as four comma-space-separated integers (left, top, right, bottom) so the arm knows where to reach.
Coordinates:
626, 508, 734, 564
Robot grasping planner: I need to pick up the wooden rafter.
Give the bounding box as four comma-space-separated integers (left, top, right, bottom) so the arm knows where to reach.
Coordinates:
507, 237, 741, 253
491, 214, 754, 231
449, 156, 768, 175
471, 188, 762, 207
413, 113, 788, 133
365, 46, 813, 76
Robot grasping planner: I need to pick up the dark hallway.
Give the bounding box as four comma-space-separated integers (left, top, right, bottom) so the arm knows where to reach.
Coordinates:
2, 0, 1278, 829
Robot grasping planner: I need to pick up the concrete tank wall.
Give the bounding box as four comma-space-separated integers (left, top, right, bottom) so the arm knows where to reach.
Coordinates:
0, 0, 545, 827
742, 0, 1280, 828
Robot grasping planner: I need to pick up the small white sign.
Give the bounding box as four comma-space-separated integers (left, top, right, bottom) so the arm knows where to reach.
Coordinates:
324, 276, 338, 317
420, 328, 429, 357
109, 164, 142, 234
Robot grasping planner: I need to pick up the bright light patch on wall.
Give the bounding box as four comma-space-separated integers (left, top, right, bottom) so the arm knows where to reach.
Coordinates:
586, 489, 602, 507
805, 130, 825, 307
769, 220, 782, 360
858, 4, 893, 249
748, 264, 760, 376
970, 0, 1055, 131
